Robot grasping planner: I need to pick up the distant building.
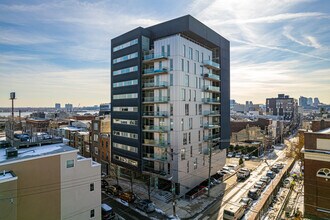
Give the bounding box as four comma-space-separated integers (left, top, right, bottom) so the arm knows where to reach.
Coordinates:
302, 120, 330, 219
266, 94, 298, 121
55, 103, 61, 110
65, 103, 73, 112
0, 144, 101, 220
299, 96, 308, 107
314, 97, 320, 107
307, 97, 313, 106
99, 103, 111, 116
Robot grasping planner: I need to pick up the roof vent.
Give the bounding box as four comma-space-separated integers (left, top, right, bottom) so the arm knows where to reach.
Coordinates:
6, 148, 18, 159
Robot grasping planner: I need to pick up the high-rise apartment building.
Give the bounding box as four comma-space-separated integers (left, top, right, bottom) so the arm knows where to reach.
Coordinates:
299, 96, 308, 107
55, 103, 61, 110
266, 94, 298, 121
110, 15, 230, 195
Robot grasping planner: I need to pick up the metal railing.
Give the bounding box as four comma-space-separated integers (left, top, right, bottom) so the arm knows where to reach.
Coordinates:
143, 96, 170, 103
203, 60, 220, 69
202, 73, 220, 81
142, 81, 168, 88
143, 111, 168, 117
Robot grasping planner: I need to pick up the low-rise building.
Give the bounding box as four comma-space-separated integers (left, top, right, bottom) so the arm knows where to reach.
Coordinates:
302, 120, 330, 219
0, 144, 101, 220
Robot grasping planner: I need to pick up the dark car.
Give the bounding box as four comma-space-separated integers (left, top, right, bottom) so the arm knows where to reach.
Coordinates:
106, 184, 123, 196
275, 163, 284, 169
260, 176, 271, 185
266, 171, 276, 179
119, 192, 136, 203
271, 167, 280, 173
239, 197, 253, 209
248, 188, 261, 200
136, 199, 155, 213
101, 180, 109, 189
101, 203, 116, 220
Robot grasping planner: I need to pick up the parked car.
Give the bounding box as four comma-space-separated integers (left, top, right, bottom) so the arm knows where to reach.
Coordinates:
236, 168, 251, 182
106, 184, 123, 196
239, 197, 253, 209
266, 171, 276, 179
136, 199, 155, 213
271, 166, 280, 173
227, 152, 235, 158
101, 180, 109, 189
254, 181, 266, 191
235, 152, 242, 158
244, 155, 251, 160
119, 191, 136, 203
211, 177, 220, 185
275, 163, 284, 169
248, 188, 261, 200
226, 164, 239, 171
260, 176, 271, 185
101, 203, 116, 220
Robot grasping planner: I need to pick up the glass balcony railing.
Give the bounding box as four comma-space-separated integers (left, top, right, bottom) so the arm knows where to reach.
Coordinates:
203, 60, 220, 70
204, 123, 220, 129
203, 110, 220, 116
143, 96, 170, 103
202, 73, 220, 81
142, 81, 168, 88
202, 98, 220, 104
143, 52, 168, 62
143, 125, 169, 132
143, 165, 168, 177
203, 133, 220, 141
203, 85, 220, 92
143, 68, 168, 75
143, 111, 168, 117
143, 153, 168, 161
143, 139, 170, 147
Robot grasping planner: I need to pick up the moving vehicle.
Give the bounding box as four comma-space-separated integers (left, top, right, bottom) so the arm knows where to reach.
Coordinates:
101, 203, 116, 220
259, 176, 271, 185
266, 171, 276, 179
227, 152, 235, 158
223, 204, 245, 220
248, 188, 261, 200
119, 192, 136, 203
106, 184, 123, 196
239, 197, 253, 209
254, 181, 266, 191
236, 168, 251, 182
136, 199, 155, 213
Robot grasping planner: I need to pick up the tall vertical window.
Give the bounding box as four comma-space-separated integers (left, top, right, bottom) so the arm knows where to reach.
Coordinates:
183, 133, 187, 144
195, 104, 198, 115
170, 74, 173, 86
187, 161, 190, 173
185, 104, 189, 115
189, 118, 193, 129
198, 131, 201, 141
90, 183, 94, 191
188, 132, 191, 144
183, 45, 186, 57
189, 90, 191, 101
194, 63, 196, 75
161, 45, 165, 55
181, 89, 186, 101
181, 59, 184, 71
181, 119, 184, 131
190, 145, 193, 157
185, 75, 189, 87
170, 59, 173, 71
189, 47, 193, 59
201, 52, 204, 62
194, 158, 198, 169
196, 50, 199, 62
187, 60, 190, 73
181, 148, 186, 160
170, 104, 173, 116
167, 44, 170, 56
170, 119, 174, 130
159, 61, 162, 69
199, 104, 202, 115
194, 90, 196, 101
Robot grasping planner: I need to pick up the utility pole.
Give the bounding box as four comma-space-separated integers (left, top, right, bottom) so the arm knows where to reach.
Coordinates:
207, 143, 212, 197
172, 180, 176, 217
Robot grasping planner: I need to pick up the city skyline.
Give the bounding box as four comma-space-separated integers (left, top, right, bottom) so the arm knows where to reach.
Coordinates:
1, 0, 330, 107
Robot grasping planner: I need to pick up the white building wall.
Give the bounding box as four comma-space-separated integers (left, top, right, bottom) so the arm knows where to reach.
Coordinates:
153, 35, 226, 195
60, 152, 101, 220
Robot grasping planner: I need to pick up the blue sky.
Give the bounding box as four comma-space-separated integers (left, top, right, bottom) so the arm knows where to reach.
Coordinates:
0, 0, 329, 107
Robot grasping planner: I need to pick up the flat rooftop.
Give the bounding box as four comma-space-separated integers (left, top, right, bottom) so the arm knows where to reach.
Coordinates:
0, 143, 77, 164
317, 127, 330, 134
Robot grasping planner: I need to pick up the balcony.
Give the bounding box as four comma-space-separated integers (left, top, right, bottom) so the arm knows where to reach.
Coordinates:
202, 73, 220, 82
204, 123, 220, 129
203, 60, 220, 70
143, 139, 170, 148
142, 81, 168, 90
203, 110, 220, 116
202, 98, 220, 104
202, 85, 220, 93
143, 68, 168, 77
143, 96, 169, 103
143, 153, 168, 162
143, 53, 168, 63
143, 111, 169, 118
143, 125, 169, 132
203, 133, 220, 141
142, 165, 169, 178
